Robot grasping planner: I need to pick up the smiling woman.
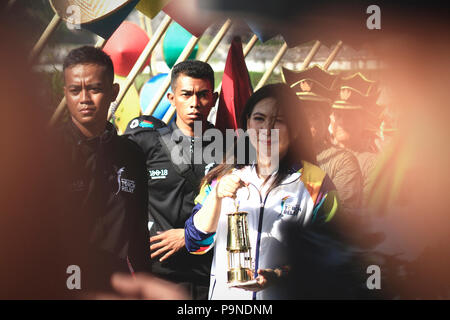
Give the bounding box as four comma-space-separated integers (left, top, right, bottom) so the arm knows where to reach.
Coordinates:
246, 96, 290, 175
185, 83, 340, 300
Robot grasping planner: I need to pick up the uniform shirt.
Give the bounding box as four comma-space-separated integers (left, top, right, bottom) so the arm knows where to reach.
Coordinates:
185, 161, 339, 300
124, 116, 215, 287
353, 151, 378, 206
317, 145, 363, 213
55, 121, 149, 292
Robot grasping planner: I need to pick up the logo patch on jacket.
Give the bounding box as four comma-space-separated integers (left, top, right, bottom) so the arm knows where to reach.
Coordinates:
139, 120, 154, 128
129, 119, 139, 129
116, 167, 136, 194
149, 168, 168, 180
280, 196, 301, 216
129, 119, 154, 129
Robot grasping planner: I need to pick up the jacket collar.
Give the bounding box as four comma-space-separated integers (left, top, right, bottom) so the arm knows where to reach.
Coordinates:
169, 120, 214, 136
169, 120, 215, 147
69, 121, 116, 147
238, 162, 303, 189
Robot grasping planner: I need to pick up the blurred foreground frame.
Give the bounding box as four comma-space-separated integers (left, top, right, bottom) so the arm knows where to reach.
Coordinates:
0, 0, 449, 299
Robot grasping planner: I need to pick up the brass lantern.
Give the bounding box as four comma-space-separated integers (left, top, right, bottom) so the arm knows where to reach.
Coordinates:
226, 211, 254, 284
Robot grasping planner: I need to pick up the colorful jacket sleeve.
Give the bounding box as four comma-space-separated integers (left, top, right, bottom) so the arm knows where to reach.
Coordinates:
311, 175, 340, 224
300, 161, 340, 224
185, 180, 218, 254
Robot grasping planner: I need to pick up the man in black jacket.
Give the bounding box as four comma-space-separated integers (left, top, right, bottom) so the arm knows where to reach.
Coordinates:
55, 46, 149, 295
124, 60, 219, 299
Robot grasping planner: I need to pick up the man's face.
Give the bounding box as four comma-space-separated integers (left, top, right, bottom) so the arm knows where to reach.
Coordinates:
167, 75, 218, 129
64, 63, 119, 131
329, 110, 363, 146
329, 111, 349, 145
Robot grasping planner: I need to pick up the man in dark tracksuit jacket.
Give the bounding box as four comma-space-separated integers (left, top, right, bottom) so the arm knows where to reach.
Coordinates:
55, 121, 149, 293
55, 46, 150, 295
123, 61, 219, 299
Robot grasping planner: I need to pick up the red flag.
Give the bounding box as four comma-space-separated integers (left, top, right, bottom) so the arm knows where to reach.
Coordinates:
215, 36, 253, 134
162, 0, 215, 37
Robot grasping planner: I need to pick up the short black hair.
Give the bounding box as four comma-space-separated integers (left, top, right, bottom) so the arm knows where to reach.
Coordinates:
63, 46, 114, 82
170, 60, 215, 90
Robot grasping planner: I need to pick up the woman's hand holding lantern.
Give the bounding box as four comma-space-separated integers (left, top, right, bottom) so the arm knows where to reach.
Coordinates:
216, 174, 248, 199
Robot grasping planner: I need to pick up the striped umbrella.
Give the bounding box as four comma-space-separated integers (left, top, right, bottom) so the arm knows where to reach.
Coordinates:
49, 0, 139, 39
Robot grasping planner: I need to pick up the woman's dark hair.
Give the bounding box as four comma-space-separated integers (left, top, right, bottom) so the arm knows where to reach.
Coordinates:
203, 83, 316, 190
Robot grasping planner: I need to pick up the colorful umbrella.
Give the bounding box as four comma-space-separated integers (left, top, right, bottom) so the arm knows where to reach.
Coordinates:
103, 21, 150, 77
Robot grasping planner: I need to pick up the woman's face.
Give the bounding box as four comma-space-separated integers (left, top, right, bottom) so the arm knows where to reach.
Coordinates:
246, 97, 291, 162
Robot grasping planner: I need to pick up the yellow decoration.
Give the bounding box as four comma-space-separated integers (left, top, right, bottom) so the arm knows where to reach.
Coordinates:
136, 0, 171, 19
113, 75, 141, 135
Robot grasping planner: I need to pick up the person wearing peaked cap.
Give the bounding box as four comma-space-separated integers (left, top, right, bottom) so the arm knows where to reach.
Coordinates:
329, 73, 383, 206
330, 73, 381, 152
282, 64, 340, 90
288, 66, 363, 214
283, 64, 340, 104
336, 72, 378, 97
330, 72, 382, 152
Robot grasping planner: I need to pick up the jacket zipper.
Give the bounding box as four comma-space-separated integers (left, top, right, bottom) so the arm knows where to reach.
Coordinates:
249, 183, 269, 301
249, 174, 301, 300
